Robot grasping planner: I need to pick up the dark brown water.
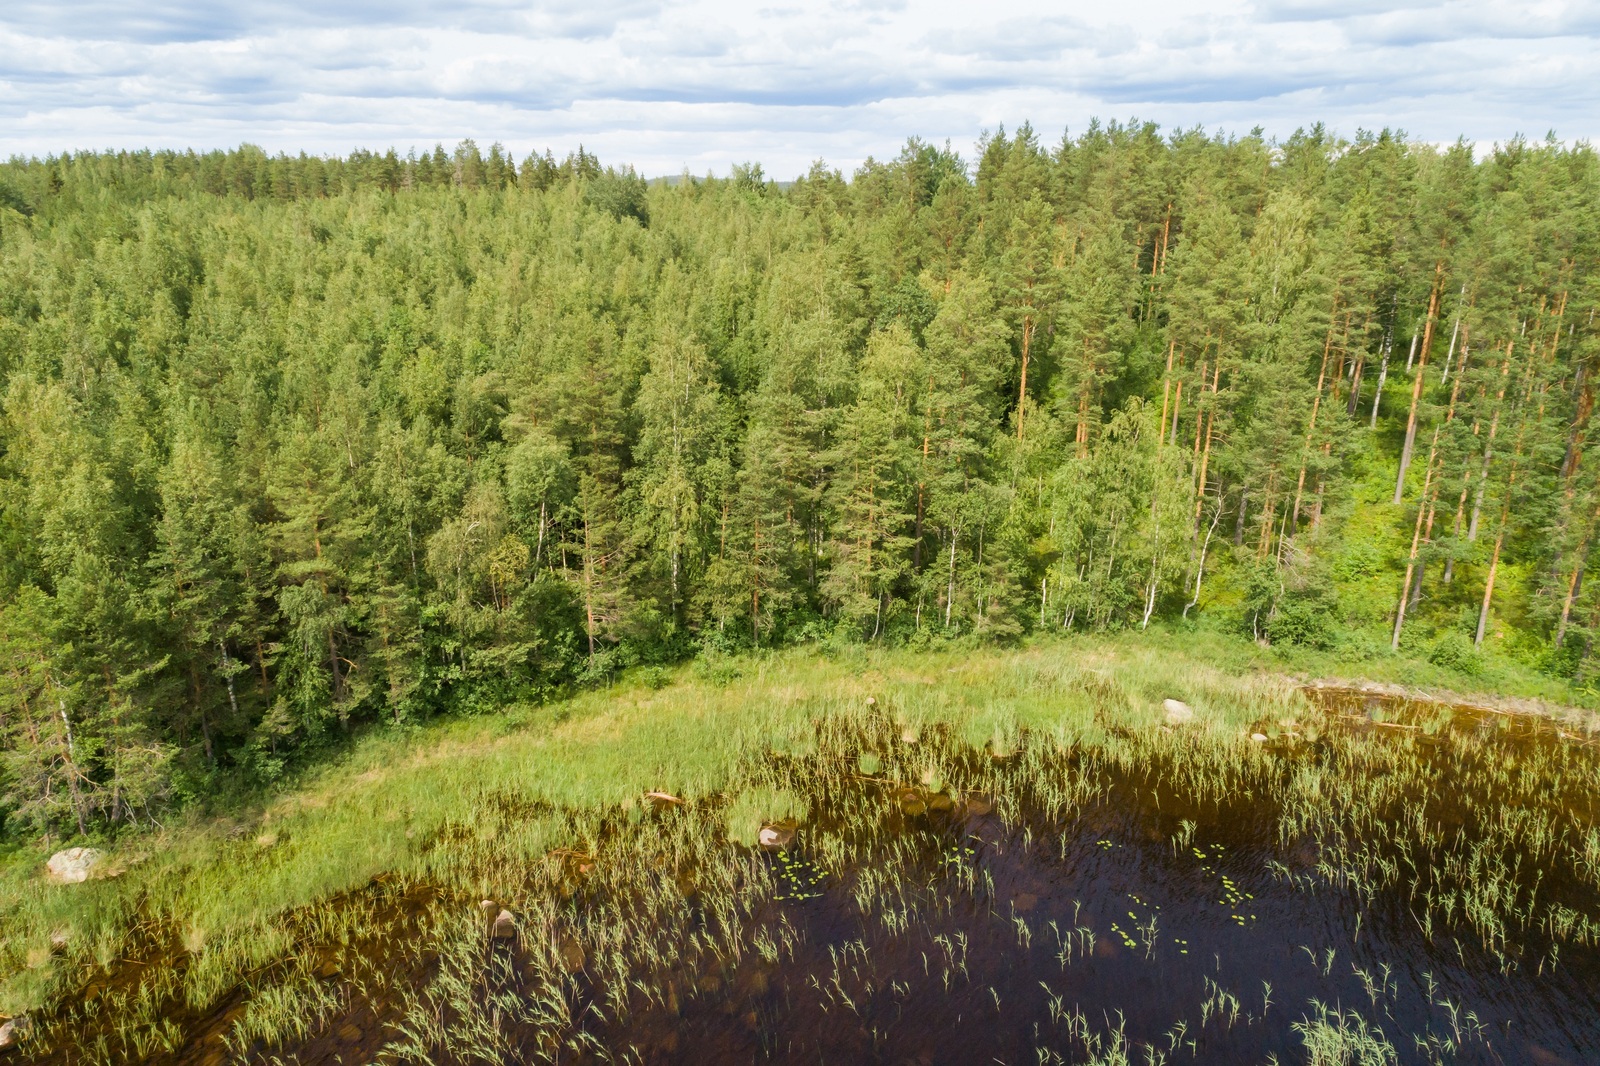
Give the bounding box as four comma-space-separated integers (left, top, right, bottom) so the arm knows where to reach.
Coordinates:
573, 772, 1597, 1062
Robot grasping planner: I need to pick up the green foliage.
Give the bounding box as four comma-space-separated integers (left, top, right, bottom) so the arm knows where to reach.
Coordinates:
1427, 630, 1483, 676
0, 128, 1596, 838
583, 167, 650, 225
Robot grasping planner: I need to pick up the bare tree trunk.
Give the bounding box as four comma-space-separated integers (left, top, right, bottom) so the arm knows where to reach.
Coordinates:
1476, 520, 1507, 648
945, 525, 958, 628
1016, 314, 1033, 441
915, 375, 933, 572
1440, 283, 1466, 383
1370, 326, 1404, 429
1468, 340, 1516, 542
1394, 267, 1446, 503
1157, 339, 1176, 443
1168, 378, 1183, 447
1185, 493, 1223, 618
1192, 363, 1220, 534
1347, 351, 1366, 418
1393, 426, 1440, 649
1293, 326, 1336, 527
1556, 531, 1592, 647
1477, 385, 1533, 648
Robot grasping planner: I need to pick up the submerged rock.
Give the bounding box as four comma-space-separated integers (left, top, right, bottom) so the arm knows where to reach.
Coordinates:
758, 824, 795, 849
963, 793, 995, 816
46, 848, 104, 884
1163, 699, 1196, 725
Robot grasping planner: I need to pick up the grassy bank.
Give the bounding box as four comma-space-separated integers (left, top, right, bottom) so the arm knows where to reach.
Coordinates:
2, 627, 1597, 1060
0, 633, 1282, 1012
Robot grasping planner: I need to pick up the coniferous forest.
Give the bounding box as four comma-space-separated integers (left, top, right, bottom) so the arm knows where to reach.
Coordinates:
1, 125, 1598, 837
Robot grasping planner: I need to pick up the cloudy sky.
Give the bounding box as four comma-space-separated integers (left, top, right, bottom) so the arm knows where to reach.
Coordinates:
2, 0, 1596, 178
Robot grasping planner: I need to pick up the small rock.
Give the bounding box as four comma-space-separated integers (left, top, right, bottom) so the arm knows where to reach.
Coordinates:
866, 696, 876, 707
478, 899, 498, 917
645, 790, 685, 808
0, 1015, 31, 1050
1163, 699, 1195, 725
49, 930, 69, 952
1250, 733, 1269, 743
46, 848, 104, 884
758, 825, 793, 849
491, 909, 516, 939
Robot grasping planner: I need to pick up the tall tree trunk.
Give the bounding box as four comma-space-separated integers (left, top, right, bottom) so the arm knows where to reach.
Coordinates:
1556, 528, 1593, 648
1168, 378, 1183, 447
1347, 351, 1366, 418
1440, 283, 1466, 383
1185, 493, 1222, 618
1468, 340, 1516, 542
1293, 326, 1336, 527
1476, 383, 1534, 648
1394, 265, 1446, 503
1560, 362, 1592, 481
1408, 332, 1470, 603
1192, 363, 1220, 534
1016, 314, 1033, 441
1392, 425, 1441, 649
945, 524, 958, 627
1157, 340, 1176, 443
915, 374, 933, 572
1369, 325, 1404, 429
1476, 518, 1507, 648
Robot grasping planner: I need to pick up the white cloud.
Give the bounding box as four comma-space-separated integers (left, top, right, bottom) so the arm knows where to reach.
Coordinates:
1, 0, 1595, 177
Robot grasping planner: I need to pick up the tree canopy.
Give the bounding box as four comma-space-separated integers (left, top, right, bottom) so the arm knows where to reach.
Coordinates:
2, 126, 1597, 835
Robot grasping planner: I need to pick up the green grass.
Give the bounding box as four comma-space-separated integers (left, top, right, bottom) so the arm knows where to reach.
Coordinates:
2, 627, 1596, 1061
0, 632, 1288, 1016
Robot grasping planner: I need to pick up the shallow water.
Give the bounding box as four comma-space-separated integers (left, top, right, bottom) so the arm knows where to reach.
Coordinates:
573, 772, 1598, 1064
25, 691, 1600, 1065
